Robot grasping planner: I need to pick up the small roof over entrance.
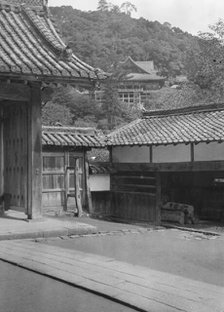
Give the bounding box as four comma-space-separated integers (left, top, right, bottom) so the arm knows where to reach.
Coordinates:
42, 126, 106, 148
0, 0, 107, 87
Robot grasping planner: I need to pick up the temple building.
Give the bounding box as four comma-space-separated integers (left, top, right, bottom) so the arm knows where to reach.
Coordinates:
95, 56, 166, 105
0, 0, 106, 219
117, 57, 166, 105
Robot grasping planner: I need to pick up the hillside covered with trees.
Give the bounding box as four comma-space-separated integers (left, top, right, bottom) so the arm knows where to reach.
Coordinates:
42, 2, 224, 131
50, 3, 199, 76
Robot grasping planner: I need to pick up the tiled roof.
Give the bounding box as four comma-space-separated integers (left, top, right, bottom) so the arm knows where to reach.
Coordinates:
120, 57, 165, 82
121, 57, 156, 74
0, 0, 106, 85
42, 126, 106, 148
126, 73, 165, 81
134, 61, 156, 74
107, 104, 224, 146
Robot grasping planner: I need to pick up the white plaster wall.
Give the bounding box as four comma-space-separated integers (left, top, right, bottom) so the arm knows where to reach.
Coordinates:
194, 142, 224, 161
112, 146, 150, 163
153, 144, 191, 163
90, 175, 110, 191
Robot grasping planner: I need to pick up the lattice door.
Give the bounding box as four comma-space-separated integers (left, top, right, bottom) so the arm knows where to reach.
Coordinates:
3, 103, 28, 212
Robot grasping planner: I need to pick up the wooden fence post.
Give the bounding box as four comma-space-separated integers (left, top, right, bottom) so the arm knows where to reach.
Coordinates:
0, 105, 3, 215
85, 159, 93, 215
155, 172, 161, 225
75, 158, 83, 217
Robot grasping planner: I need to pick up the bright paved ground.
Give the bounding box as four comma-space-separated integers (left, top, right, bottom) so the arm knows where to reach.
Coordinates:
0, 210, 97, 240
0, 232, 224, 312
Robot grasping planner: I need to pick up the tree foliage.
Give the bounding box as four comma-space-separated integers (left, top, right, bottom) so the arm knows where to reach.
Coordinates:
43, 7, 224, 131
50, 5, 197, 75
41, 84, 140, 131
97, 0, 108, 11
186, 19, 224, 103
120, 2, 137, 16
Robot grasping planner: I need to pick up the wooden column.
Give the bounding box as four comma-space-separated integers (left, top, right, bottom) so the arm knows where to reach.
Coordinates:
75, 158, 83, 217
84, 158, 93, 215
149, 146, 153, 163
27, 83, 42, 219
0, 104, 3, 202
155, 172, 161, 225
191, 143, 194, 162
108, 147, 113, 163
64, 151, 69, 212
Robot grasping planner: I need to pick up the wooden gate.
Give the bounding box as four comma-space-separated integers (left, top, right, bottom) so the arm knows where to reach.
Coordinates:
3, 102, 28, 213
66, 157, 83, 216
42, 151, 85, 216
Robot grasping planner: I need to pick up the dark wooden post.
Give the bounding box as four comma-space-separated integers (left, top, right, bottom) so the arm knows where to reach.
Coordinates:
75, 158, 83, 217
27, 82, 42, 219
64, 151, 69, 212
191, 143, 194, 162
155, 172, 161, 225
0, 105, 3, 213
84, 158, 93, 215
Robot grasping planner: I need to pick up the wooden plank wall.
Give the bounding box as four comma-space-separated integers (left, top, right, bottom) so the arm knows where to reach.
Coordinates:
111, 191, 156, 222
110, 171, 159, 222
91, 191, 112, 217
91, 168, 160, 223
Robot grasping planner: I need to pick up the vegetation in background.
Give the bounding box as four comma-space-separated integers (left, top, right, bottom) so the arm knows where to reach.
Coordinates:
50, 3, 197, 75
43, 4, 224, 130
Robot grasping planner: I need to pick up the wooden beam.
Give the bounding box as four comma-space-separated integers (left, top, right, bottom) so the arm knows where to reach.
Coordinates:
112, 161, 224, 172
27, 82, 42, 219
0, 75, 96, 89
0, 83, 31, 102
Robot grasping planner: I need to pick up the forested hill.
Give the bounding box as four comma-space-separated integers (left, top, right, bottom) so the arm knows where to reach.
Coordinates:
50, 6, 200, 76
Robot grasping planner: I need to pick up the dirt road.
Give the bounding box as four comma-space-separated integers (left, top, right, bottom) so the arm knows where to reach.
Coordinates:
42, 228, 224, 287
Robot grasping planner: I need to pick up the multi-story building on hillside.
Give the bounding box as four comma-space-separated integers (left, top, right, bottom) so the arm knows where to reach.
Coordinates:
95, 57, 166, 105
117, 57, 166, 105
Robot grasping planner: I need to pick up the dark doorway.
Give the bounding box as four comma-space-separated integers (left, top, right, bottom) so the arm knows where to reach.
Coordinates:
161, 171, 224, 221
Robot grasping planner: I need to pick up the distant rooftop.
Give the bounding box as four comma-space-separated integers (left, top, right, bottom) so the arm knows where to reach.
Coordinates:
120, 56, 165, 82
134, 61, 156, 74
